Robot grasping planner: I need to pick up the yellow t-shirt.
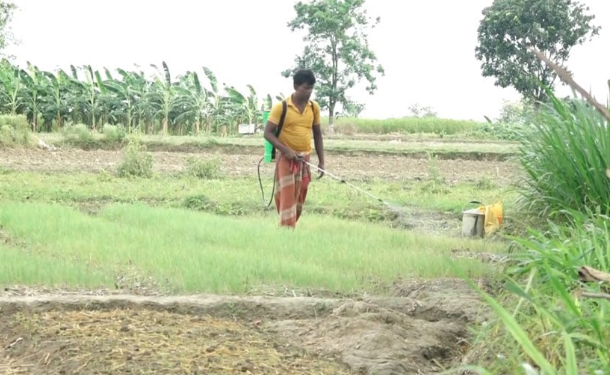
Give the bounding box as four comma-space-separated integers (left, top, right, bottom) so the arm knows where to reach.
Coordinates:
267, 96, 321, 153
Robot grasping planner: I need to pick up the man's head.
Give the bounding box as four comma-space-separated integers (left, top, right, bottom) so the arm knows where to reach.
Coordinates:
293, 69, 316, 102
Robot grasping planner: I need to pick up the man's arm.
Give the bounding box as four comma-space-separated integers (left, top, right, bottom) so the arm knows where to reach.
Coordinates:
312, 102, 325, 176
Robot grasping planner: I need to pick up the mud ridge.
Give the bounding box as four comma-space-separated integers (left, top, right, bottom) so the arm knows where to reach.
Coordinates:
0, 282, 489, 375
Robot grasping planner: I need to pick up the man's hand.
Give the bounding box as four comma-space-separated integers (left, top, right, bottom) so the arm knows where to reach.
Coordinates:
283, 148, 299, 161
317, 162, 325, 178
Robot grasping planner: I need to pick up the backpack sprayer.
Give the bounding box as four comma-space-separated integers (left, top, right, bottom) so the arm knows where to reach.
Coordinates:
257, 107, 405, 215
257, 109, 278, 207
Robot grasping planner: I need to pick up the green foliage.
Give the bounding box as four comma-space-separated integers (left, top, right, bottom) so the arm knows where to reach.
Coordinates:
0, 58, 271, 136
102, 124, 127, 143
184, 156, 221, 180
475, 0, 601, 103
328, 116, 485, 136
466, 209, 610, 374
515, 92, 610, 218
282, 0, 384, 124
116, 135, 153, 178
464, 82, 610, 375
61, 124, 97, 148
481, 99, 537, 140
0, 1, 16, 53
0, 114, 30, 146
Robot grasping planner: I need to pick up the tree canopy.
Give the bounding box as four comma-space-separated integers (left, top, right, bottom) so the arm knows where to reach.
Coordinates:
475, 0, 601, 103
282, 0, 384, 127
0, 1, 17, 54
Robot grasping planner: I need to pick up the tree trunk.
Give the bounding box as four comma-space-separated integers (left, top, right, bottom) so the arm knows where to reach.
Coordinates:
328, 104, 335, 133
162, 116, 169, 134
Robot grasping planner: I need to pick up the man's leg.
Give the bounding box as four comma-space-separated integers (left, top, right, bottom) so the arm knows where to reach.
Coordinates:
295, 156, 311, 223
274, 154, 298, 227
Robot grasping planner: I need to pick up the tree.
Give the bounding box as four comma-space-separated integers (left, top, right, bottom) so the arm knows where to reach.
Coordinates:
408, 103, 437, 118
475, 0, 600, 104
282, 0, 384, 129
0, 1, 17, 55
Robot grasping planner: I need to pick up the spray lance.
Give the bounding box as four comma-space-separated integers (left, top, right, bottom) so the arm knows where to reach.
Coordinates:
258, 153, 405, 215
257, 109, 404, 214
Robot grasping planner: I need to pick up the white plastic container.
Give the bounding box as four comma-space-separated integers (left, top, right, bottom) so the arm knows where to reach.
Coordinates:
462, 208, 485, 237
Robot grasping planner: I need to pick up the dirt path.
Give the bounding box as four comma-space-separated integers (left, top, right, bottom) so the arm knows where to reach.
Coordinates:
0, 148, 520, 185
0, 279, 487, 375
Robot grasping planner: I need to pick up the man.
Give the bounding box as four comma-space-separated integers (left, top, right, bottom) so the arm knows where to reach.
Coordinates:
264, 69, 325, 228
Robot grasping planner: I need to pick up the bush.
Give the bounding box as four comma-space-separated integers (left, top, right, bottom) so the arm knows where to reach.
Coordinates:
0, 115, 31, 147
61, 124, 98, 148
184, 156, 221, 179
102, 124, 127, 143
116, 135, 153, 178
515, 94, 610, 219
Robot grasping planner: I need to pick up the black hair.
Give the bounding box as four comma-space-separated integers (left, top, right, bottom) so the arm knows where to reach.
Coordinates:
293, 69, 316, 86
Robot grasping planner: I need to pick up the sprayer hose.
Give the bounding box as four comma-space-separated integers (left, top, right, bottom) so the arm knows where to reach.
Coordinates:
257, 156, 277, 208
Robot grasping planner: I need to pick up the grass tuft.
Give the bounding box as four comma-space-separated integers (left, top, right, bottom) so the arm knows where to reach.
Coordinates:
116, 135, 154, 178
184, 155, 222, 179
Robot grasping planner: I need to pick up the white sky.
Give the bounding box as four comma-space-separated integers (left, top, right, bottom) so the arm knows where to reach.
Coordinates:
4, 0, 609, 121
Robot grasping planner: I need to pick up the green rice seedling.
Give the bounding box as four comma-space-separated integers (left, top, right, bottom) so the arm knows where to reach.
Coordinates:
0, 201, 504, 294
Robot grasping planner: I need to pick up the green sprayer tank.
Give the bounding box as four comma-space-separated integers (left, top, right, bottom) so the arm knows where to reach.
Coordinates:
262, 110, 273, 163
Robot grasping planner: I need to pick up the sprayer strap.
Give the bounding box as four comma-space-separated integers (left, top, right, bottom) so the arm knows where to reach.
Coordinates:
276, 100, 315, 137
276, 100, 288, 137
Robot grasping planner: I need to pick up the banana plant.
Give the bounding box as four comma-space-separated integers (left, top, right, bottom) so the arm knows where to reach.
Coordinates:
173, 71, 211, 135
40, 69, 73, 130
149, 61, 176, 134
224, 84, 261, 127
201, 66, 222, 134
0, 59, 25, 115
104, 68, 140, 130
19, 62, 46, 132
0, 59, 274, 137
72, 64, 104, 130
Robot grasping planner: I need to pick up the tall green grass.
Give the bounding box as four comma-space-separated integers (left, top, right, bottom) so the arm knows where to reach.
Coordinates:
322, 116, 485, 136
462, 209, 610, 374
515, 95, 610, 218
459, 88, 610, 373
0, 201, 502, 294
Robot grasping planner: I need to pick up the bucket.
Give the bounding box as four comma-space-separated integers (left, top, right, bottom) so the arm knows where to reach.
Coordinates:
462, 208, 485, 237
262, 110, 273, 163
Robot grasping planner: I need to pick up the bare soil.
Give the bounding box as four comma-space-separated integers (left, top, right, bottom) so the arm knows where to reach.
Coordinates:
0, 279, 487, 375
0, 148, 520, 185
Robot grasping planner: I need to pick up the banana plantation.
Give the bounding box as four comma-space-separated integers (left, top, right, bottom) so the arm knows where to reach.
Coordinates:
0, 58, 278, 135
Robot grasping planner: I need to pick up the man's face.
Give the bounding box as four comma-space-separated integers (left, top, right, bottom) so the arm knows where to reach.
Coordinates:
294, 83, 314, 101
